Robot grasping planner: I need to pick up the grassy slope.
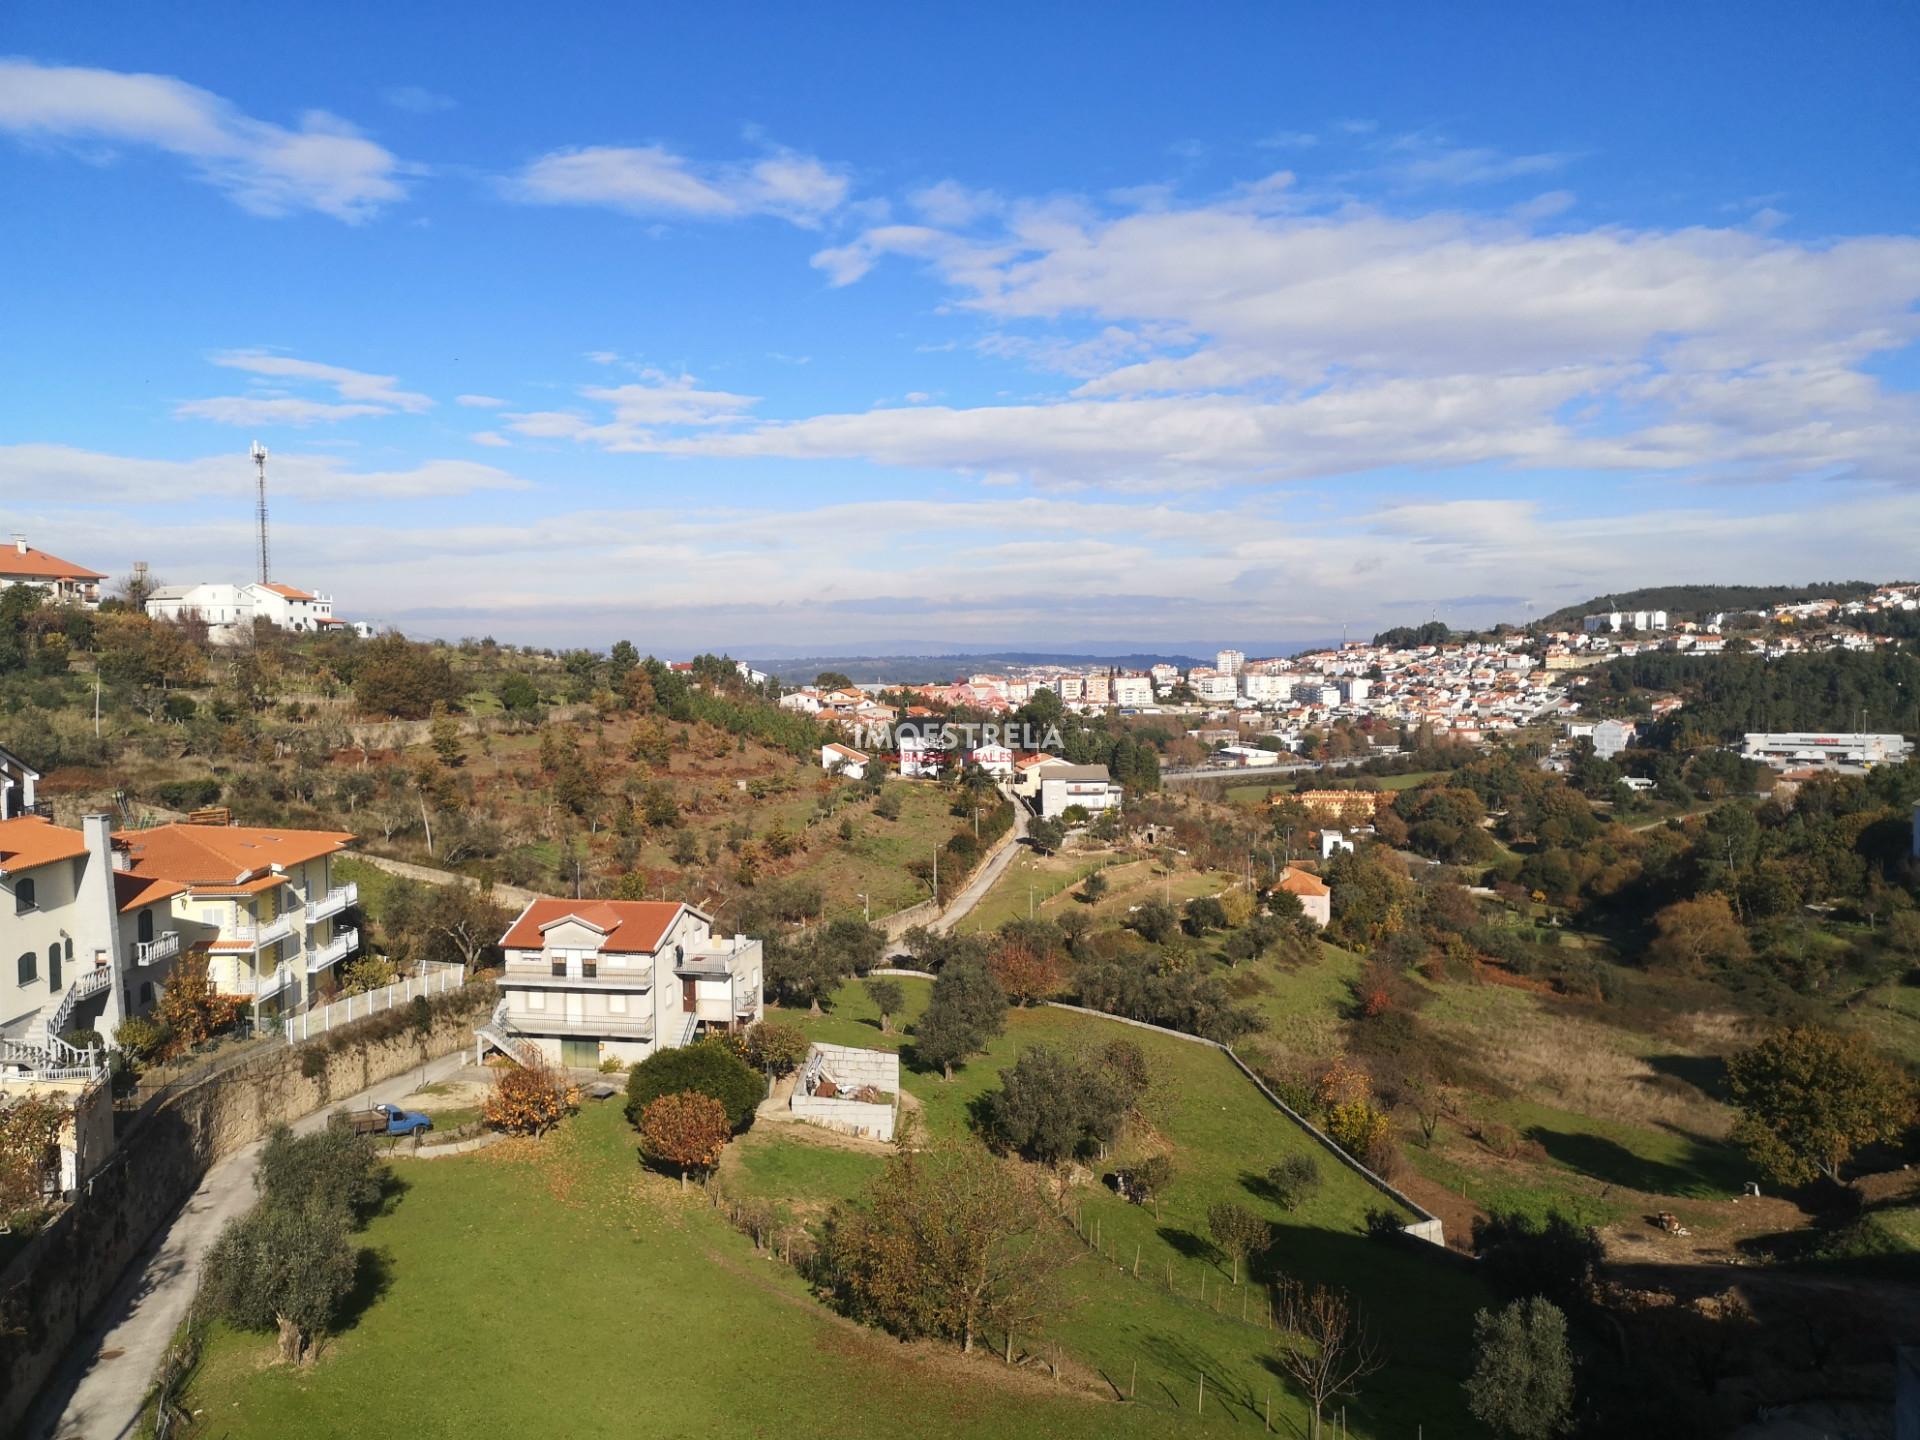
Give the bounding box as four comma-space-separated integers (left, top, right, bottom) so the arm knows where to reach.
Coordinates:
181, 988, 1487, 1438
769, 979, 1485, 1436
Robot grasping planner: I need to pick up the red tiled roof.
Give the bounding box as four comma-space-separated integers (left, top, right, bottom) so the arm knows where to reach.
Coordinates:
0, 544, 107, 582
498, 898, 696, 954
116, 822, 356, 886
1276, 867, 1330, 898
0, 816, 87, 873
114, 871, 187, 913
257, 582, 317, 600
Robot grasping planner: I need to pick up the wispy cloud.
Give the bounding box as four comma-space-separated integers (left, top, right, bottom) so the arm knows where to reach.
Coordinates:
176, 350, 434, 426
508, 142, 848, 226
382, 85, 455, 115
0, 442, 527, 500
456, 393, 505, 408
0, 57, 410, 220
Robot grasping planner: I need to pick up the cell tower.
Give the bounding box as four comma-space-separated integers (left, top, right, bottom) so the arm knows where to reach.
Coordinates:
251, 441, 270, 585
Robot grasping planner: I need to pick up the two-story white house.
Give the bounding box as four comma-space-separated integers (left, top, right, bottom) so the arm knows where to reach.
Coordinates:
145, 580, 338, 645
2, 814, 186, 1068
1038, 764, 1125, 819
0, 536, 106, 609
482, 899, 763, 1070
113, 821, 360, 1015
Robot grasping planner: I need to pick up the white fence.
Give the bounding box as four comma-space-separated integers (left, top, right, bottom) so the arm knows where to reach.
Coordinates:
284, 962, 467, 1044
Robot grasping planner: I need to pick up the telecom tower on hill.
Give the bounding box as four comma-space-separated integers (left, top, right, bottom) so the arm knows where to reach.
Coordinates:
250, 441, 270, 585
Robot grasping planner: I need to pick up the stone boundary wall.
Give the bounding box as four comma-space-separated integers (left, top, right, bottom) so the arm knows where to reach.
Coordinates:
348, 853, 545, 911
0, 983, 493, 1436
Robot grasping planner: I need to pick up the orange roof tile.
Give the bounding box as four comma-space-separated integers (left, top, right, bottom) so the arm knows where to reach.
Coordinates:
499, 898, 692, 954
115, 822, 356, 886
0, 544, 107, 581
114, 871, 187, 913
0, 816, 87, 873
1275, 867, 1330, 898
257, 582, 317, 600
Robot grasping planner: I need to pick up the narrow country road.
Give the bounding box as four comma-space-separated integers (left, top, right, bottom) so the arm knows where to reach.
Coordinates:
930, 795, 1029, 934
26, 1048, 472, 1440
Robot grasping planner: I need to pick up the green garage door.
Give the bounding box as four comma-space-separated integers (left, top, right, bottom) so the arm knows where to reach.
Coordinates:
560, 1038, 599, 1069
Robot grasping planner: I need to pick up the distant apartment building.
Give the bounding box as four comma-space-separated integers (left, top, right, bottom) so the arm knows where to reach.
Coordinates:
1111, 674, 1154, 706
1215, 649, 1245, 675
0, 536, 106, 609
1082, 671, 1111, 704
1566, 718, 1636, 758
1241, 673, 1293, 702
1056, 674, 1086, 701
1582, 610, 1670, 633
1281, 789, 1387, 824
1188, 669, 1237, 702
1341, 678, 1372, 702
114, 821, 361, 1014
1149, 663, 1181, 689
483, 899, 762, 1068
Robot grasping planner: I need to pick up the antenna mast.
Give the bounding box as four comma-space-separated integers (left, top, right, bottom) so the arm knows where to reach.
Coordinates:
251, 441, 270, 585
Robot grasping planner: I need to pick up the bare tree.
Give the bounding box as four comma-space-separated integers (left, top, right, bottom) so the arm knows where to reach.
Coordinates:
1272, 1277, 1384, 1440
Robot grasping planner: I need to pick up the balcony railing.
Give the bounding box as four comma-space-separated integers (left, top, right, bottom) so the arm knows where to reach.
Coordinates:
227, 965, 297, 1001
134, 932, 182, 965
230, 911, 299, 948
308, 926, 360, 972
305, 881, 358, 926
72, 966, 112, 1001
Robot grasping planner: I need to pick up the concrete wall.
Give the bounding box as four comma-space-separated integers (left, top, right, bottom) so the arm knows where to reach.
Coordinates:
0, 982, 492, 1436
789, 1095, 894, 1141
792, 1043, 900, 1141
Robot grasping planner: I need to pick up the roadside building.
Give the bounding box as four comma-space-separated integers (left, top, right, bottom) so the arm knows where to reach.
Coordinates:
0, 536, 106, 609
1038, 764, 1124, 819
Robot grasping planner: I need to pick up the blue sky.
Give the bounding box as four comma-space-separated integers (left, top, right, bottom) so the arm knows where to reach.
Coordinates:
2, 4, 1917, 653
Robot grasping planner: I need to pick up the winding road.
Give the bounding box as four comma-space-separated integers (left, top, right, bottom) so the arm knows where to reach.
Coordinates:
25, 1049, 472, 1440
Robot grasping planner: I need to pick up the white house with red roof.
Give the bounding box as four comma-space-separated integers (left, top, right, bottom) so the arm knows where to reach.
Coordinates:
145, 580, 340, 644
482, 899, 763, 1069
0, 536, 107, 609
820, 742, 870, 780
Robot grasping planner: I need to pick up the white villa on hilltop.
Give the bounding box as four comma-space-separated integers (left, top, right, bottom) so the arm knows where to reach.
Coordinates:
479, 899, 763, 1070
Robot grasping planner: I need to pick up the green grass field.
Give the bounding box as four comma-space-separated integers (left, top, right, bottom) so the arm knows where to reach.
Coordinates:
178, 979, 1486, 1438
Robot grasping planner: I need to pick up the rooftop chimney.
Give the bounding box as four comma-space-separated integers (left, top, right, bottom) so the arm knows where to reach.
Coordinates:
11, 535, 25, 555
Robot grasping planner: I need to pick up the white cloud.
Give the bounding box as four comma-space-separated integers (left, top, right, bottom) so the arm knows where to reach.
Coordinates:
0, 443, 530, 501
0, 57, 409, 220
456, 393, 505, 408
470, 430, 510, 447
1373, 135, 1571, 189
508, 142, 848, 225
505, 370, 759, 449
177, 350, 434, 426
908, 179, 1001, 227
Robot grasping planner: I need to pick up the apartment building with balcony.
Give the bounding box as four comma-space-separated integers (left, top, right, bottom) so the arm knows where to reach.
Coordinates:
481, 899, 763, 1069
2, 814, 185, 1073
112, 821, 360, 1014
0, 535, 107, 609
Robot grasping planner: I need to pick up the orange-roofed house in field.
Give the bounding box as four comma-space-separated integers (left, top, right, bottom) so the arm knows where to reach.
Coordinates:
0, 535, 107, 608
145, 580, 337, 645
479, 899, 763, 1070
113, 821, 360, 1014
1273, 866, 1332, 928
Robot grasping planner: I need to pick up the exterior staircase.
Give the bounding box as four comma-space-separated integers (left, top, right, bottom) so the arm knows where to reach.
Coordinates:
474, 998, 544, 1069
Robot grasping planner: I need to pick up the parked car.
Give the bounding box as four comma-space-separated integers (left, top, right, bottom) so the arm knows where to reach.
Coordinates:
337, 1102, 433, 1137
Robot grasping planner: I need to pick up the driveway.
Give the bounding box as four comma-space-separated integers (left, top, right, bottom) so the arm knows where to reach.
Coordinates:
25, 1048, 472, 1440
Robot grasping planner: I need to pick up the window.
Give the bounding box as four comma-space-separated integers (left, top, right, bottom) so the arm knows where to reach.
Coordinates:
16, 952, 34, 985
138, 909, 154, 943
139, 982, 155, 1007
14, 877, 34, 913
63, 938, 72, 961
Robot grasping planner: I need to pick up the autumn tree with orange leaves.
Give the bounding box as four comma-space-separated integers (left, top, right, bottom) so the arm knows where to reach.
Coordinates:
987, 937, 1067, 1007
482, 1060, 580, 1136
639, 1091, 732, 1186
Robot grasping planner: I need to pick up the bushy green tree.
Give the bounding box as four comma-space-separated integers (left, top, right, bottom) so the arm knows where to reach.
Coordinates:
1464, 1297, 1575, 1439
625, 1040, 764, 1130
263, 1124, 383, 1223
913, 961, 1006, 1080
1726, 1025, 1914, 1185
202, 1202, 359, 1364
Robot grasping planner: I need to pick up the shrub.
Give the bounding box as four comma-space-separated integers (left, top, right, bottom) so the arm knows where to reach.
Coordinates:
1267, 1152, 1322, 1210
743, 1021, 810, 1077
58, 1027, 105, 1052
201, 1202, 357, 1364
113, 1014, 169, 1064
483, 1061, 581, 1135
260, 1124, 382, 1222
638, 1091, 732, 1185
1475, 1120, 1524, 1160
1363, 1207, 1405, 1243
1472, 1210, 1603, 1310
625, 1040, 763, 1130
1325, 1099, 1391, 1158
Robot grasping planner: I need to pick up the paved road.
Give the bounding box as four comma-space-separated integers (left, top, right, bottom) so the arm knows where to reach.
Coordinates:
26, 1048, 472, 1440
930, 798, 1030, 934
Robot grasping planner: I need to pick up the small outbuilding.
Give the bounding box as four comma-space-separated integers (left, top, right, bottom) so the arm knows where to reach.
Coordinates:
791, 1042, 899, 1142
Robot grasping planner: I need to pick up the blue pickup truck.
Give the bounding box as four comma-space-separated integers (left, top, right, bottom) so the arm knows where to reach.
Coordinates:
343, 1102, 433, 1138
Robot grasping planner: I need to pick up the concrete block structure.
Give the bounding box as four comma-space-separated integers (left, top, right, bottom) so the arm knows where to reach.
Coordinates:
791, 1042, 899, 1141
